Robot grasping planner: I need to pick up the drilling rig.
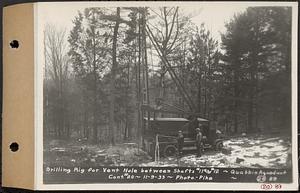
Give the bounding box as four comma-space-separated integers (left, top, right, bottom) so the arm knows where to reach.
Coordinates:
137, 8, 223, 158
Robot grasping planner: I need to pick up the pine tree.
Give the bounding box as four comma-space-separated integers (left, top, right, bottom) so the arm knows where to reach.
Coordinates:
68, 8, 110, 143
221, 7, 292, 133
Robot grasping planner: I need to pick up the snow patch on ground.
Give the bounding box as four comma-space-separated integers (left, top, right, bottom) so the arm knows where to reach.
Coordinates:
141, 136, 292, 168
44, 135, 292, 168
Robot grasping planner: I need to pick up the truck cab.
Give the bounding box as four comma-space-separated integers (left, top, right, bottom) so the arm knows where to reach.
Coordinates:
142, 117, 223, 158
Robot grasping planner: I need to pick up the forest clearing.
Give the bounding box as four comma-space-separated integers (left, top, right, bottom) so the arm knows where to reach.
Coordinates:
42, 5, 292, 170
44, 133, 292, 168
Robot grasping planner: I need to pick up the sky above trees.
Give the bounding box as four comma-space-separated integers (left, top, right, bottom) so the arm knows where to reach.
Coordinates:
36, 2, 248, 43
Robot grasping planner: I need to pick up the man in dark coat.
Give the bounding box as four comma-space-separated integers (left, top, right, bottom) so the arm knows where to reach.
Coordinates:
195, 127, 203, 157
177, 130, 184, 156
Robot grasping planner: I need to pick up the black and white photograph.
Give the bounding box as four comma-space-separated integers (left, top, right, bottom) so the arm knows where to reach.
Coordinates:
38, 1, 297, 189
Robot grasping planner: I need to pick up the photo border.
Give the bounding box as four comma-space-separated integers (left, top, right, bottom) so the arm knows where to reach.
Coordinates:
35, 1, 298, 190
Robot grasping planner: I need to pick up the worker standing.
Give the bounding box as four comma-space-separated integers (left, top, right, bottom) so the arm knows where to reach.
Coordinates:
177, 130, 184, 156
195, 127, 203, 157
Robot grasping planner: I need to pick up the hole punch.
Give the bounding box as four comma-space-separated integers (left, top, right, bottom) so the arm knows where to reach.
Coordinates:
9, 142, 19, 152
9, 40, 19, 49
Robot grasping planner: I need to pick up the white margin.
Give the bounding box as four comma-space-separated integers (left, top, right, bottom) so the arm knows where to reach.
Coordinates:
34, 1, 299, 191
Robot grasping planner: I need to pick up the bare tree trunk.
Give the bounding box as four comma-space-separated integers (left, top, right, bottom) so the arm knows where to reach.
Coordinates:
248, 92, 254, 133
206, 47, 212, 119
204, 69, 207, 118
109, 7, 121, 145
233, 61, 239, 134
124, 55, 131, 140
181, 39, 187, 112
92, 22, 98, 144
133, 39, 139, 140
248, 20, 260, 134
137, 11, 142, 142
143, 8, 150, 106
197, 72, 202, 114
247, 61, 255, 133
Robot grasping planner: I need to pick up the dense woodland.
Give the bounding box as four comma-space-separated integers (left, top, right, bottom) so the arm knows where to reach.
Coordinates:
43, 7, 292, 144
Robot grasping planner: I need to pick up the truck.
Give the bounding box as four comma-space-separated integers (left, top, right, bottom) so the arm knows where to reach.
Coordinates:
142, 116, 224, 158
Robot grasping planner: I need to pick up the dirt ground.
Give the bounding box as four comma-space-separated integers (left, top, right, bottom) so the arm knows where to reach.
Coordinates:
44, 135, 292, 168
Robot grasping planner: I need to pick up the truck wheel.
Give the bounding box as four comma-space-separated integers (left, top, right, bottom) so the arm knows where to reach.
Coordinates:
163, 145, 177, 157
215, 141, 223, 151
